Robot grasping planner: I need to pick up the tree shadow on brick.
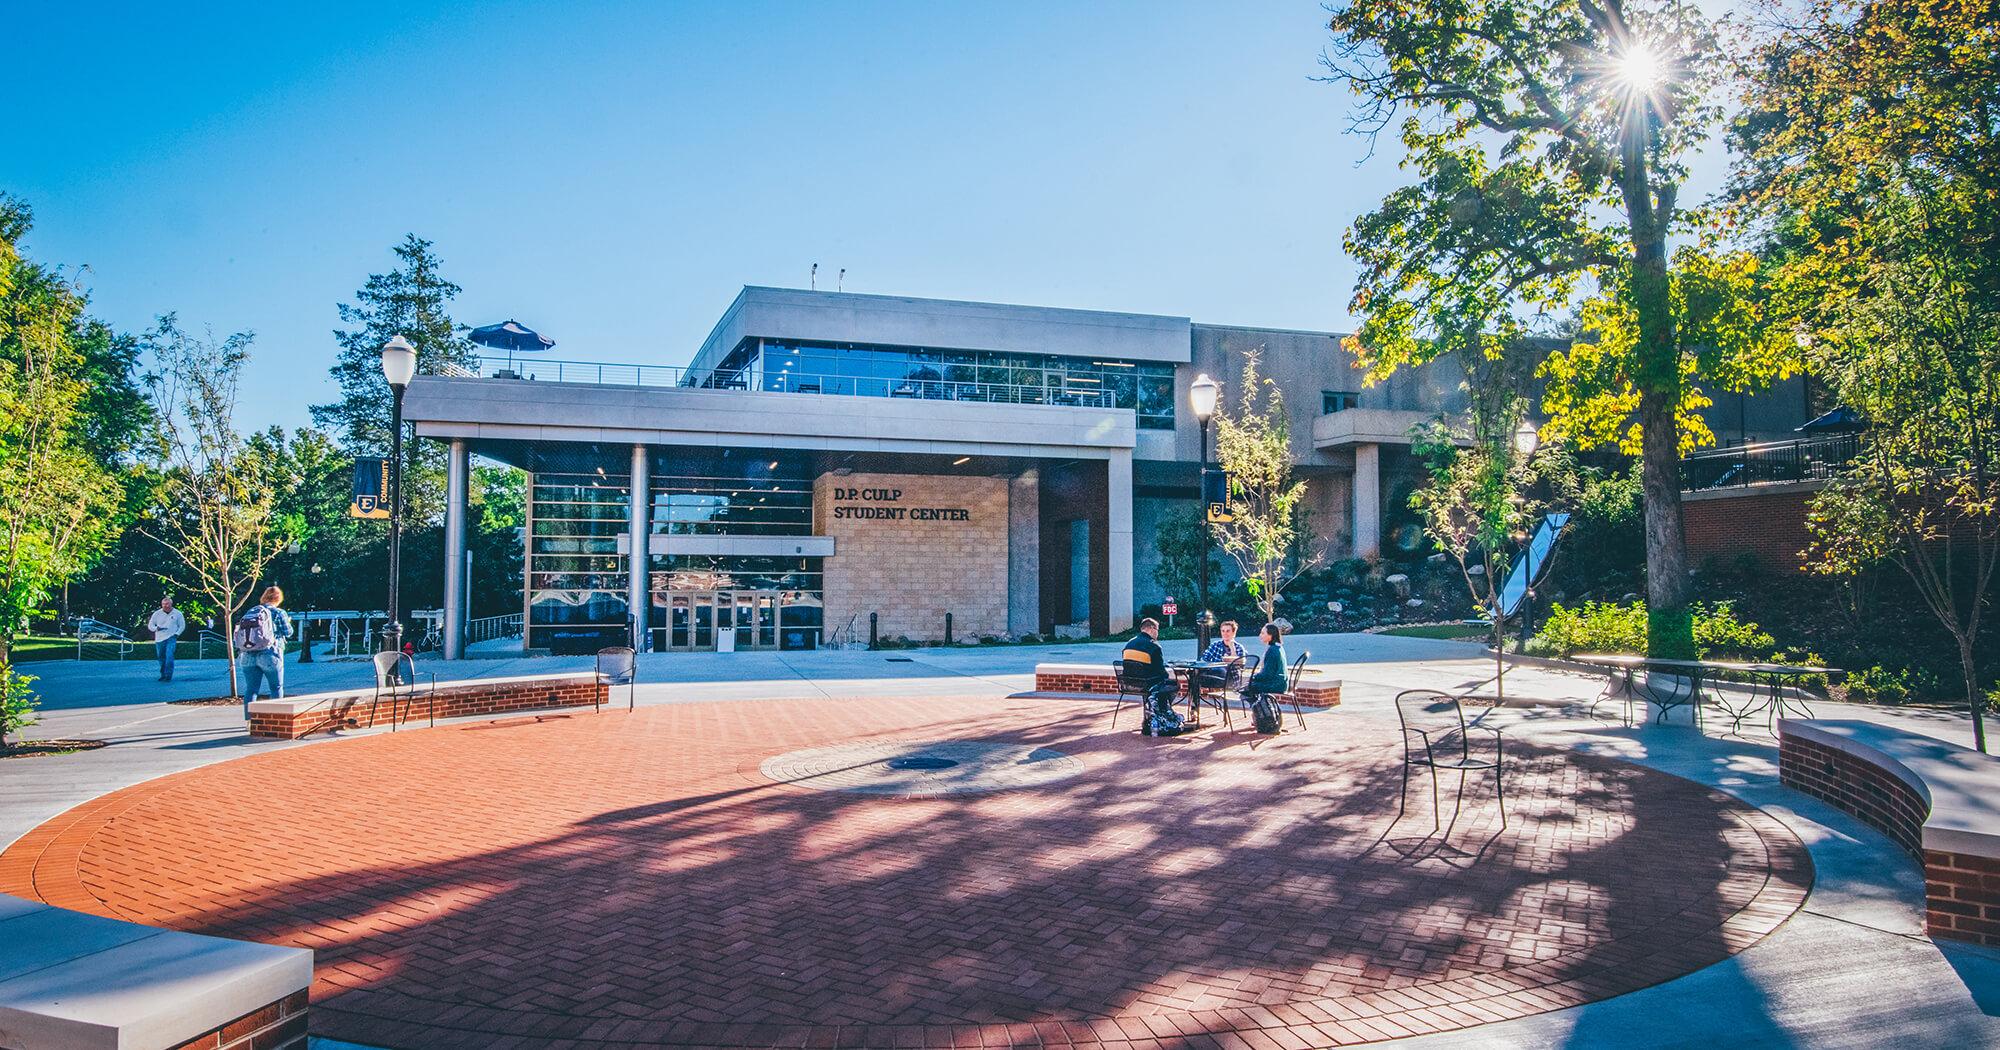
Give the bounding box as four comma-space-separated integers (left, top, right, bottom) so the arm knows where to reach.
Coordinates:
31, 696, 1811, 1050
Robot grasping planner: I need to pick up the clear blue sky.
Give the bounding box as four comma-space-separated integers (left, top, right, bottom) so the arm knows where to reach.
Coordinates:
7, 2, 1726, 433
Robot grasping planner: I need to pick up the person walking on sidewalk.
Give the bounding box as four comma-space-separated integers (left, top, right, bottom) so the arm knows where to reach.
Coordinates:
235, 586, 294, 718
147, 597, 186, 683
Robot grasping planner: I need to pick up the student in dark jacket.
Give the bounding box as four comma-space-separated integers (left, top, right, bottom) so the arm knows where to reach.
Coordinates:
1243, 622, 1290, 733
1120, 617, 1169, 692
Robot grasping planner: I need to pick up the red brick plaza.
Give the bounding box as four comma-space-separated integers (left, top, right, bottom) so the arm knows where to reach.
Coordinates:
0, 696, 1811, 1049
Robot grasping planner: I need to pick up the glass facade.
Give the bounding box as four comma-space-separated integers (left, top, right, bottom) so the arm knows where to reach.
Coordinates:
526, 473, 630, 651
645, 455, 824, 650
695, 339, 1177, 430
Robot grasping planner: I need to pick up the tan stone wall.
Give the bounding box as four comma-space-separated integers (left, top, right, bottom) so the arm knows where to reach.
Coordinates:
815, 472, 1011, 642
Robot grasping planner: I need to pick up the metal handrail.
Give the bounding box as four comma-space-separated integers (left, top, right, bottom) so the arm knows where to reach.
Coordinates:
74, 618, 133, 661
467, 613, 524, 644
1680, 434, 1861, 491
196, 630, 228, 660
454, 356, 1125, 410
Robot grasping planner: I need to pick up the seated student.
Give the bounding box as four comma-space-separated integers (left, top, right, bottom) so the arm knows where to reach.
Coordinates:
1242, 621, 1290, 734
1198, 619, 1248, 685
1121, 617, 1185, 736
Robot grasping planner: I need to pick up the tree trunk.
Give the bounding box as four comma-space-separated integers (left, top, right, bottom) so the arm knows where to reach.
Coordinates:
1627, 203, 1697, 660
1959, 635, 1988, 753
1638, 387, 1695, 657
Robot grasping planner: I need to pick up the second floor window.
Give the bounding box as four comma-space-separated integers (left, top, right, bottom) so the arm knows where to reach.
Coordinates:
1323, 390, 1360, 414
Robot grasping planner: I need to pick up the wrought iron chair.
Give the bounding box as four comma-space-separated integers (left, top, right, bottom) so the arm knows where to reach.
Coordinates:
596, 646, 636, 712
372, 650, 437, 730
1393, 689, 1507, 836
1280, 651, 1313, 731
1111, 660, 1169, 729
1207, 654, 1257, 730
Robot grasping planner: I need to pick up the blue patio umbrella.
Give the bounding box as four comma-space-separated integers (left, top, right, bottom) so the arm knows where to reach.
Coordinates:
468, 320, 555, 375
1796, 405, 1868, 433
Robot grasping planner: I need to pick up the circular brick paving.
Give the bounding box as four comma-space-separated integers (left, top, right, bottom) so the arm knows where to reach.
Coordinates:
760, 740, 1086, 796
0, 696, 1812, 1050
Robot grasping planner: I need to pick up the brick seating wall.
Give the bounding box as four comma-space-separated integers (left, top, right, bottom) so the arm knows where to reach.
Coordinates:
1033, 664, 1342, 708
1779, 730, 2000, 947
249, 674, 609, 739
167, 989, 309, 1050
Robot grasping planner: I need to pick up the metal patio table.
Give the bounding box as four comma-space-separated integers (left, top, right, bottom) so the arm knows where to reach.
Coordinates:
1573, 654, 1838, 736
1169, 660, 1231, 728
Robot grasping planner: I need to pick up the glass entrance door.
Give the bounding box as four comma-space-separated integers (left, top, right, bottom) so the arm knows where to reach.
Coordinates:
657, 590, 782, 651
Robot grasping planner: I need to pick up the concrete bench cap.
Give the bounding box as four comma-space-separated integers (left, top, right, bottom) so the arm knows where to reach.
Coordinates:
247, 670, 605, 715
1780, 718, 2000, 857
0, 893, 311, 1050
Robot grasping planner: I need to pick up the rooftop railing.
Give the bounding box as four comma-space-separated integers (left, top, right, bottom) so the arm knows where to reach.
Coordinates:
1680, 434, 1861, 491
440, 355, 1122, 410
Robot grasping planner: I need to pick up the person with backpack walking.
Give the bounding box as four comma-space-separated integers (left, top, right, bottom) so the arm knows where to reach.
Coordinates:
235, 586, 293, 717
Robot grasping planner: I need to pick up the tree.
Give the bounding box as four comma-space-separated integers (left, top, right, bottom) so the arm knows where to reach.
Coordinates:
1733, 0, 2000, 750
143, 317, 297, 699
1153, 506, 1222, 618
311, 235, 476, 524
1324, 0, 1799, 657
1210, 351, 1319, 623
0, 195, 127, 743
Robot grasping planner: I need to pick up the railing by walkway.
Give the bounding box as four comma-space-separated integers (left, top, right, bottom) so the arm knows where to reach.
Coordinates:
467, 613, 524, 645
73, 617, 133, 660
1680, 434, 1861, 491
444, 356, 1122, 411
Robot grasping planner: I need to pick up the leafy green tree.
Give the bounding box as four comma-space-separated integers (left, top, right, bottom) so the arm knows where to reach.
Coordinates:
0, 196, 127, 741
1152, 506, 1222, 618
1324, 0, 1799, 657
1210, 351, 1319, 623
143, 317, 298, 699
1734, 0, 2000, 750
311, 235, 476, 524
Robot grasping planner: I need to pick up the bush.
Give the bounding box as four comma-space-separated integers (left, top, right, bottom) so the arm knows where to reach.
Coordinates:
1530, 599, 1775, 660
1844, 665, 1938, 706
0, 664, 40, 746
1531, 600, 1649, 656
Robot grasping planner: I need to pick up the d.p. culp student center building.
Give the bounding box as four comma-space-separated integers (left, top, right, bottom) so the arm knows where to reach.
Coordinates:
408, 287, 1809, 657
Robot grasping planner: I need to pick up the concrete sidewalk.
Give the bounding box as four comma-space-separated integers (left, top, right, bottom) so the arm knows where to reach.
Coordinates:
2, 634, 1994, 1049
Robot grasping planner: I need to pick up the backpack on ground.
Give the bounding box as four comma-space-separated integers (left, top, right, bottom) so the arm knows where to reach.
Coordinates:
235, 606, 275, 653
1142, 691, 1188, 737
1250, 694, 1282, 735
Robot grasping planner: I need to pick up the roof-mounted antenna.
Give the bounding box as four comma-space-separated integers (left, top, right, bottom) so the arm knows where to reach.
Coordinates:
810, 263, 818, 290
838, 268, 846, 292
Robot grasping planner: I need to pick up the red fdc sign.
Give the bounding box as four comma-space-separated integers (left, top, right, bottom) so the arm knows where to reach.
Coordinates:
1162, 597, 1178, 616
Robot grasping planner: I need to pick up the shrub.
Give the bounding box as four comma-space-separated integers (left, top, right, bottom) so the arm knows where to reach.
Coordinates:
1844, 665, 1938, 706
1531, 600, 1649, 656
1531, 599, 1775, 660
0, 664, 40, 747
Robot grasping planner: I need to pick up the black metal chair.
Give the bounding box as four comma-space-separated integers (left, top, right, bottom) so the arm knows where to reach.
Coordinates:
371, 650, 437, 730
1281, 651, 1313, 731
596, 646, 636, 711
1111, 660, 1153, 728
1211, 654, 1257, 730
1393, 689, 1507, 835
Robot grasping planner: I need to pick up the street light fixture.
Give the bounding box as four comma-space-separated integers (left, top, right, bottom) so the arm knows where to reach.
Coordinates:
380, 335, 416, 655
1189, 374, 1221, 653
299, 562, 322, 663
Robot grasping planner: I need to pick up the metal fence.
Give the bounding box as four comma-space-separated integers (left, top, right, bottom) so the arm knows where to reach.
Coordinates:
1680, 434, 1861, 491
467, 613, 523, 646
452, 356, 1119, 410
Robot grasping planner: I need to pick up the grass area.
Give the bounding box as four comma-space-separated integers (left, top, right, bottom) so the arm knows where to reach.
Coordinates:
9, 635, 232, 663
1379, 623, 1491, 641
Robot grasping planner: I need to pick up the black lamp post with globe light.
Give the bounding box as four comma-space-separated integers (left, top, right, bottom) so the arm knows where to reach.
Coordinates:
379, 335, 416, 655
1188, 373, 1220, 653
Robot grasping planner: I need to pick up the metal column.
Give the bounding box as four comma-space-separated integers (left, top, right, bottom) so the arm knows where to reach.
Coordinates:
627, 443, 651, 652
442, 438, 468, 659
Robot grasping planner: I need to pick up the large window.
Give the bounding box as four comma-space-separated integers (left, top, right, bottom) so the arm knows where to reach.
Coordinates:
695, 340, 1178, 429
651, 462, 814, 537
526, 474, 630, 647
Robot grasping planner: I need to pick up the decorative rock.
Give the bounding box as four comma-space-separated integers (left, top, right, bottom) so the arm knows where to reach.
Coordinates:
1467, 564, 1485, 576
1327, 601, 1343, 613
1406, 598, 1425, 608
1385, 573, 1411, 598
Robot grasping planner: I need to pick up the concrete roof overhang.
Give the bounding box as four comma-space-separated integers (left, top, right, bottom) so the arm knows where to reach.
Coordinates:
404, 375, 1136, 471
691, 286, 1193, 372
1312, 408, 1469, 449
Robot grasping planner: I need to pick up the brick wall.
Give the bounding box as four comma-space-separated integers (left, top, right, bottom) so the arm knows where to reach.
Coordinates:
1778, 728, 2000, 947
1682, 484, 1820, 572
815, 472, 1011, 642
1033, 664, 1343, 708
165, 988, 308, 1050
249, 674, 609, 739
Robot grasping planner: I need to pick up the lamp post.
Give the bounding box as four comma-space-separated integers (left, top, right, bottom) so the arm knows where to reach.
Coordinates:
1189, 373, 1220, 653
1510, 418, 1543, 653
379, 335, 417, 655
1492, 419, 1542, 702
298, 562, 322, 663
